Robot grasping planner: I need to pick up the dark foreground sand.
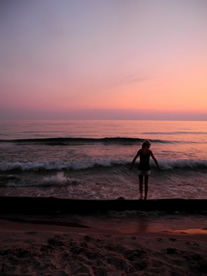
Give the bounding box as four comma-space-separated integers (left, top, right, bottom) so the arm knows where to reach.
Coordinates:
0, 217, 207, 276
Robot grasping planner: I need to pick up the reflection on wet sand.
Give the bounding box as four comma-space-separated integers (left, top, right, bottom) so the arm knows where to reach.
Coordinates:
166, 228, 207, 235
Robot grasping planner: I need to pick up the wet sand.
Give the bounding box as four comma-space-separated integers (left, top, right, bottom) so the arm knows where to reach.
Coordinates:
0, 211, 207, 275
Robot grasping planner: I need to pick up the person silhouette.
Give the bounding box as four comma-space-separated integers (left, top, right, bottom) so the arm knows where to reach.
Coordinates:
129, 140, 160, 200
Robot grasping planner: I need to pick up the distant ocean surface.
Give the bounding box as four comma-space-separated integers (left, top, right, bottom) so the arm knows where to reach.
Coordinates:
0, 120, 207, 199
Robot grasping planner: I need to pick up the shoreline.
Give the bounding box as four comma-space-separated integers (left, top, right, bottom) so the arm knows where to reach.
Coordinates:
0, 215, 207, 275
1, 216, 207, 237
1, 196, 207, 274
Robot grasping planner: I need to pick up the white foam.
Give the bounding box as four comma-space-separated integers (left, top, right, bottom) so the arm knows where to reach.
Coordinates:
0, 159, 126, 172
0, 159, 207, 172
158, 159, 207, 170
42, 172, 69, 185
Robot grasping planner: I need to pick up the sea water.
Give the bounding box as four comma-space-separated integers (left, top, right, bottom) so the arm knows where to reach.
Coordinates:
0, 120, 207, 199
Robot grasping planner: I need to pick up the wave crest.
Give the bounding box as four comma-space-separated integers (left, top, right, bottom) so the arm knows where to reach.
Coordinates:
0, 137, 168, 145
0, 159, 207, 172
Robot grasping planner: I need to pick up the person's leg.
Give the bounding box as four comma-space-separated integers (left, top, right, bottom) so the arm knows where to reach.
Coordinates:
144, 176, 149, 200
139, 175, 143, 200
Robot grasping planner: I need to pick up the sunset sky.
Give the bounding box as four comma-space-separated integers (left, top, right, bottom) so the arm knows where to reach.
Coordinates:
1, 0, 207, 120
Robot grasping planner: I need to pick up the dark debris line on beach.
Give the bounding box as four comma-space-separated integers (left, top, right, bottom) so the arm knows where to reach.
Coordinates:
0, 197, 207, 214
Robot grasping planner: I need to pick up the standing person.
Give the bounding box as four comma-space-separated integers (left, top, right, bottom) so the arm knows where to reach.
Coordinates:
129, 140, 160, 200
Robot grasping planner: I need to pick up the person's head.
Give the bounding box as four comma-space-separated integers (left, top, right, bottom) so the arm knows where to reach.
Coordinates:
142, 140, 151, 149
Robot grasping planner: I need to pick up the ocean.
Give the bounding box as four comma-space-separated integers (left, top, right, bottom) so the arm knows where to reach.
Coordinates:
0, 120, 207, 200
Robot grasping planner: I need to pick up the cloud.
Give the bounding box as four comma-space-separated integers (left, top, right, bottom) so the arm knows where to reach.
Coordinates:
105, 74, 148, 90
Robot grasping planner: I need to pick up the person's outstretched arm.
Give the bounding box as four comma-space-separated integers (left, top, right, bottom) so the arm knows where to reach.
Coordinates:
129, 150, 140, 170
150, 151, 160, 170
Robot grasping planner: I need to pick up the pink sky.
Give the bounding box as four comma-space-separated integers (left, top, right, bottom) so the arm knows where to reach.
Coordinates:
0, 0, 207, 120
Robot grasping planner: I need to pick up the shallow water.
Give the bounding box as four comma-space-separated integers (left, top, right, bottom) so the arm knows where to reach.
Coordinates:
0, 120, 207, 199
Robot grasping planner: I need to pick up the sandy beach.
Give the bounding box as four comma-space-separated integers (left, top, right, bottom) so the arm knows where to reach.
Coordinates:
0, 212, 207, 276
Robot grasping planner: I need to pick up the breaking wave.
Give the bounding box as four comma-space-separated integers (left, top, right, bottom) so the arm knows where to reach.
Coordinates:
0, 159, 207, 172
